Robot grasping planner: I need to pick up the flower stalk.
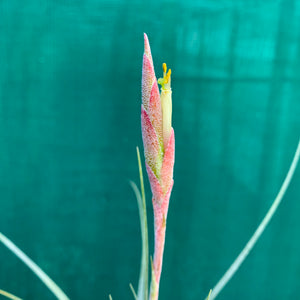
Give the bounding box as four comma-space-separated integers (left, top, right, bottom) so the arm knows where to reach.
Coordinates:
141, 33, 175, 300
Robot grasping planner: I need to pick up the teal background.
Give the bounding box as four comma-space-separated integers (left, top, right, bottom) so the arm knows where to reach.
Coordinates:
0, 1, 300, 299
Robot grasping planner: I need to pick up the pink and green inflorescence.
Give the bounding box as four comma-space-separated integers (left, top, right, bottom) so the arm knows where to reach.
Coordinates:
141, 33, 175, 300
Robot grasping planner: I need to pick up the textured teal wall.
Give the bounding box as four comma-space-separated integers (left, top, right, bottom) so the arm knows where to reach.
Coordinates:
0, 1, 300, 299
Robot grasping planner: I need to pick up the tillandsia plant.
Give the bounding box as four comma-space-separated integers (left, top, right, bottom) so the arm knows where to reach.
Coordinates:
141, 33, 175, 300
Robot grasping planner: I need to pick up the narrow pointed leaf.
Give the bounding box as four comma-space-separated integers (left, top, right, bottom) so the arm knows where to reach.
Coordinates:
0, 289, 22, 300
129, 147, 149, 300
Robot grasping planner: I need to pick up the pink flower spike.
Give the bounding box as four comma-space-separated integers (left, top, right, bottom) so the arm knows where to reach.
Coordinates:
141, 33, 175, 300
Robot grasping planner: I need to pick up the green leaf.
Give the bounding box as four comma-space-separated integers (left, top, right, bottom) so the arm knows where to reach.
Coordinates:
0, 289, 23, 300
129, 147, 149, 300
206, 289, 212, 300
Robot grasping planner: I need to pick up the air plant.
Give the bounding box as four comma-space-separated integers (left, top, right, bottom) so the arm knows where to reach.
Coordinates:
1, 33, 299, 300
129, 33, 300, 300
141, 33, 175, 300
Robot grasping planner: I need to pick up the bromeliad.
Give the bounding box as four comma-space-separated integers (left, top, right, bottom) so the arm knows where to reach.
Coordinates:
141, 33, 175, 300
